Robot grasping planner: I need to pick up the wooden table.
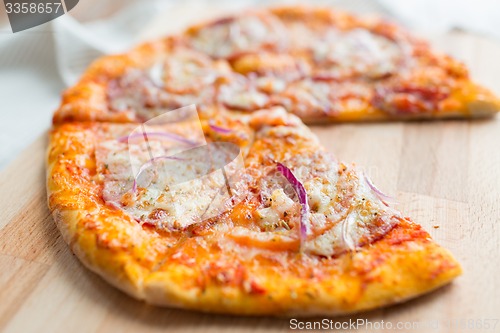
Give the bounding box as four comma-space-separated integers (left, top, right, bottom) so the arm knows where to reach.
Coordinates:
1, 24, 499, 333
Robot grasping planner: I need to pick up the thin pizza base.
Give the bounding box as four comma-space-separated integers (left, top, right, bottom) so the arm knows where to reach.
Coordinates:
47, 121, 461, 316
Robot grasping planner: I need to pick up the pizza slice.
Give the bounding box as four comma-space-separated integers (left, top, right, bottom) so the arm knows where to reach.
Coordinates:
53, 6, 499, 125
200, 5, 500, 121
47, 107, 461, 315
213, 5, 500, 122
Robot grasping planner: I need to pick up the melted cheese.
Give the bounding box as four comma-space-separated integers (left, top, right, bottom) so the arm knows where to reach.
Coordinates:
189, 15, 286, 58
314, 29, 403, 79
108, 49, 227, 119
257, 188, 297, 231
279, 79, 373, 117
100, 146, 234, 230
161, 49, 230, 93
218, 78, 270, 111
231, 144, 400, 257
304, 171, 400, 256
96, 123, 244, 230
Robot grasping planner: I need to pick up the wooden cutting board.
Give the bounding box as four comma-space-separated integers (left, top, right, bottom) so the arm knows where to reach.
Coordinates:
1, 31, 500, 333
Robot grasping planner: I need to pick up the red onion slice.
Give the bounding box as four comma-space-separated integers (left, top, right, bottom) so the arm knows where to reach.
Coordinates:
209, 123, 232, 134
276, 162, 309, 251
363, 173, 395, 206
118, 132, 198, 146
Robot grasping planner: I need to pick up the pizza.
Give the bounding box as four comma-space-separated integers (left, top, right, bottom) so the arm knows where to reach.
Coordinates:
53, 6, 499, 124
45, 5, 492, 316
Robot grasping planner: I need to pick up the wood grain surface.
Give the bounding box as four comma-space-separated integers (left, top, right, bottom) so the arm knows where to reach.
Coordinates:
1, 27, 499, 333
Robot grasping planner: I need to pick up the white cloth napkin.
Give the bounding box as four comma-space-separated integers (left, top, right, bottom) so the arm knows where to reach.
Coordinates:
379, 0, 500, 39
53, 0, 172, 85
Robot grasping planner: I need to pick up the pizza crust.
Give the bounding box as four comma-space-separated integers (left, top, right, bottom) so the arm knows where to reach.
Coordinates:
142, 228, 461, 316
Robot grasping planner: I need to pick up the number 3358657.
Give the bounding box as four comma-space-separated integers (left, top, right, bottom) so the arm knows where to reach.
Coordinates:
5, 2, 63, 14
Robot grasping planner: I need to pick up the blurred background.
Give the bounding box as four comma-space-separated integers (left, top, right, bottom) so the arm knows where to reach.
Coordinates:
1, 0, 499, 169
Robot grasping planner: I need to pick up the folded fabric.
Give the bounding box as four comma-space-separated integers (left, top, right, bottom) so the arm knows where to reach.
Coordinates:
379, 0, 500, 39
